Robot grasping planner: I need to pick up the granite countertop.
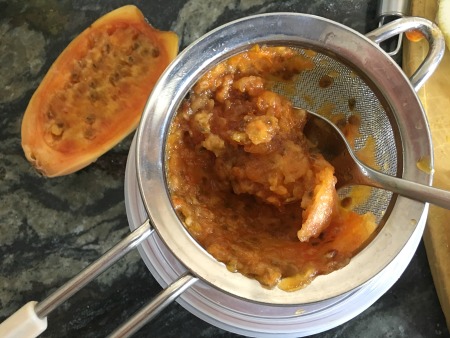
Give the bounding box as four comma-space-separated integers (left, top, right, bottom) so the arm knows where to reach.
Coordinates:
0, 0, 448, 337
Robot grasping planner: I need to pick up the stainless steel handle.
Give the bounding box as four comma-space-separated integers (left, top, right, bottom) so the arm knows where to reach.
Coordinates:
35, 219, 154, 318
366, 16, 445, 91
1, 219, 154, 338
377, 0, 410, 17
359, 161, 450, 210
108, 274, 198, 338
376, 0, 411, 56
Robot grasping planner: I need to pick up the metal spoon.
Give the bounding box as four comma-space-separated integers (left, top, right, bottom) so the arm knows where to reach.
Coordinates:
303, 109, 450, 210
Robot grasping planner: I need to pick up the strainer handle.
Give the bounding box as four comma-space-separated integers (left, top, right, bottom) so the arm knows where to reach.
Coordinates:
108, 274, 198, 337
366, 16, 445, 91
0, 219, 154, 338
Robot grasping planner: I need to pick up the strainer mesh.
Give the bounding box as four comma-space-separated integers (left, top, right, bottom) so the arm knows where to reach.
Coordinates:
275, 48, 397, 222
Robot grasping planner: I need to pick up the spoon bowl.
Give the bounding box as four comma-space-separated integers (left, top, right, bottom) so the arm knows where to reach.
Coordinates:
303, 109, 450, 210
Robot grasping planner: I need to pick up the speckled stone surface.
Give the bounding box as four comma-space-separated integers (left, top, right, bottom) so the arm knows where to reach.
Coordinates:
0, 0, 448, 337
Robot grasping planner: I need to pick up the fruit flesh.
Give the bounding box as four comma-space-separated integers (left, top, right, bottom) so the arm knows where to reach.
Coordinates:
166, 46, 377, 291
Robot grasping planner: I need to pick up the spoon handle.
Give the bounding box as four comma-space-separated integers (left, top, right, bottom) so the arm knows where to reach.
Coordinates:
363, 165, 450, 210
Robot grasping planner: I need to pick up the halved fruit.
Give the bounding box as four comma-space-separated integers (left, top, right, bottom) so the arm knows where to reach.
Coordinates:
21, 5, 178, 177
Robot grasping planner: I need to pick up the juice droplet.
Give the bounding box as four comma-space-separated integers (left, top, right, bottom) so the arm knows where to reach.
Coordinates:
416, 156, 433, 174
405, 29, 425, 42
295, 309, 306, 315
317, 102, 335, 117
319, 74, 333, 88
304, 49, 317, 58
327, 70, 339, 78
341, 196, 353, 208
302, 94, 314, 106
348, 97, 356, 111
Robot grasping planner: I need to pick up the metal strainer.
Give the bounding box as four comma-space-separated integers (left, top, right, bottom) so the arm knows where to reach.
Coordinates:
135, 12, 444, 307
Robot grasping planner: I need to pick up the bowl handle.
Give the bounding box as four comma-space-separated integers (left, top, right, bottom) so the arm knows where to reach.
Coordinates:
365, 16, 445, 92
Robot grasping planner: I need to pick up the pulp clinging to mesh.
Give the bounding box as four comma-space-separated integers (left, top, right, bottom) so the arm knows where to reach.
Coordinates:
166, 45, 377, 291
